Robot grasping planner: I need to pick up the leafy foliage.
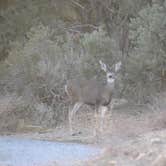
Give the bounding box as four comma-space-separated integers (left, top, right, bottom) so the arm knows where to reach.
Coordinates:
124, 2, 166, 103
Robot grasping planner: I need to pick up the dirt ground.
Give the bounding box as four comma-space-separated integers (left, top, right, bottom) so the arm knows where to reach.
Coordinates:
0, 95, 166, 166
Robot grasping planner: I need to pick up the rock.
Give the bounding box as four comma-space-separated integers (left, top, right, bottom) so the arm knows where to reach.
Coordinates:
152, 154, 166, 166
108, 160, 117, 165
151, 137, 163, 145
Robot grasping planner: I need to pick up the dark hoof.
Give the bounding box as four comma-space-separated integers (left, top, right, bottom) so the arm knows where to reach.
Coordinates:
71, 131, 82, 136
78, 131, 82, 135
71, 133, 77, 136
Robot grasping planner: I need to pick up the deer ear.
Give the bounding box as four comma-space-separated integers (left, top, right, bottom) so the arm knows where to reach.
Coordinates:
99, 60, 107, 72
115, 61, 122, 72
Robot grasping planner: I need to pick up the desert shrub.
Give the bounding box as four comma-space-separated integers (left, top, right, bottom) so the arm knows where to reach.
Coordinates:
80, 26, 121, 79
123, 2, 166, 103
1, 24, 68, 122
0, 0, 65, 61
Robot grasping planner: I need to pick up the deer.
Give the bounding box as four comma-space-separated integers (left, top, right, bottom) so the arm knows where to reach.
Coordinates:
65, 60, 122, 136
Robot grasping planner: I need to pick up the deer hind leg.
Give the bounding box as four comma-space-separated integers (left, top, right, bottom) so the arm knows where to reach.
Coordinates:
69, 102, 83, 134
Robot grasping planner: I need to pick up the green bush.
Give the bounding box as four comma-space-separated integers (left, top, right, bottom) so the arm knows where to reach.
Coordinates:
123, 3, 166, 103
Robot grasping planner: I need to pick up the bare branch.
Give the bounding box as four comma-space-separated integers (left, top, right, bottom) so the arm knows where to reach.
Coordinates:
71, 0, 85, 10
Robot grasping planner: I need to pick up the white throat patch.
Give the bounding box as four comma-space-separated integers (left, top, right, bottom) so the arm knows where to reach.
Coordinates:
107, 78, 115, 84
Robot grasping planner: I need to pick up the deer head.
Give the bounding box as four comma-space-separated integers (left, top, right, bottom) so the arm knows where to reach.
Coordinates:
99, 60, 121, 84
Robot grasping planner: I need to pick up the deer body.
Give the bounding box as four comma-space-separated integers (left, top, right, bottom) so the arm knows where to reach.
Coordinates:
65, 61, 121, 135
66, 78, 114, 106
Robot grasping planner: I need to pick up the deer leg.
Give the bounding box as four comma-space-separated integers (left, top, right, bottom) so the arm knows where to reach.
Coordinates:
99, 106, 108, 133
69, 102, 83, 134
106, 99, 115, 132
93, 105, 99, 137
109, 98, 115, 111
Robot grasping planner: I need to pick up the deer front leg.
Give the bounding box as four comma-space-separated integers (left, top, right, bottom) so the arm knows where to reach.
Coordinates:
93, 105, 100, 137
99, 106, 108, 133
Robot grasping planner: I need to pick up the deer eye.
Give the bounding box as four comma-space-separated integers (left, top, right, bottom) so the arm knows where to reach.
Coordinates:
109, 75, 112, 78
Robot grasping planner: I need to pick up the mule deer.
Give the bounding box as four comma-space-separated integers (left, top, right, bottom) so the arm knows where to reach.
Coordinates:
65, 60, 121, 135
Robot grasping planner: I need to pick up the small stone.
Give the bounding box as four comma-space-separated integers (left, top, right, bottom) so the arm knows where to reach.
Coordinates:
151, 137, 163, 144
108, 160, 117, 165
135, 153, 146, 160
